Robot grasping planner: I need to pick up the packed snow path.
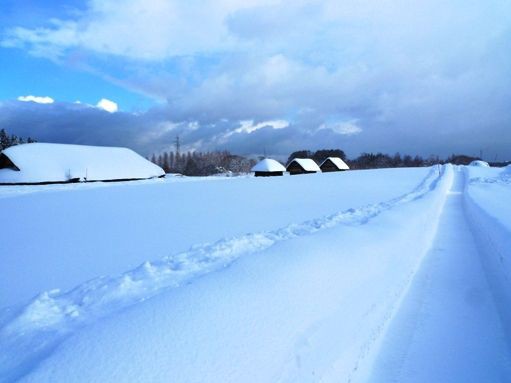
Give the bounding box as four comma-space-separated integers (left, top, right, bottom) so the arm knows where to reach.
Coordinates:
369, 167, 511, 382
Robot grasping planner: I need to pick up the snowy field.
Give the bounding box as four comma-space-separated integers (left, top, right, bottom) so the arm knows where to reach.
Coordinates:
1, 165, 511, 382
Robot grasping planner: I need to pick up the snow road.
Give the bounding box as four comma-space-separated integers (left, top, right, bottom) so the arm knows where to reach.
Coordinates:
369, 167, 511, 382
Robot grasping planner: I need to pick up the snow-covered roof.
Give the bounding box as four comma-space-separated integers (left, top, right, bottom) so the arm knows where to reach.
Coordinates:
320, 157, 350, 170
287, 158, 321, 172
251, 158, 286, 172
468, 160, 490, 167
0, 143, 164, 184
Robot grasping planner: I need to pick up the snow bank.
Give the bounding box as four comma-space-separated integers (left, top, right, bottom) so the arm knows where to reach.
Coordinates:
0, 166, 453, 382
463, 166, 511, 342
0, 143, 164, 184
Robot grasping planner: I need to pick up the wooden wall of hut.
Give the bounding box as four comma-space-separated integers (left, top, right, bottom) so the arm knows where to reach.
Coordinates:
254, 171, 284, 177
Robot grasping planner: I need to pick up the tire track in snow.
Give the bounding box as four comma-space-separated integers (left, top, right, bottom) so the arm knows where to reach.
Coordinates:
0, 166, 445, 383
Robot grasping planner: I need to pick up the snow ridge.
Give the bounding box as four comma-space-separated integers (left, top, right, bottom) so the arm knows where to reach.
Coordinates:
0, 166, 444, 382
469, 171, 511, 186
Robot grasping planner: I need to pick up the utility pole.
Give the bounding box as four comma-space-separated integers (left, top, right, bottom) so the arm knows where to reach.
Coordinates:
174, 135, 181, 172
174, 135, 181, 157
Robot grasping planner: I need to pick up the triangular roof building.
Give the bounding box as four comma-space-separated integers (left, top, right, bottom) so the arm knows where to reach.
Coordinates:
251, 158, 286, 177
0, 143, 165, 185
319, 157, 350, 172
286, 158, 321, 175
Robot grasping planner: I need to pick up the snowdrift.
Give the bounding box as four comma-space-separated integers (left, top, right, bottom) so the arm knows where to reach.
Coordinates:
0, 143, 164, 184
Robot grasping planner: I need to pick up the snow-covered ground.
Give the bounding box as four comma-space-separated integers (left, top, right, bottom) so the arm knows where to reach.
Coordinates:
1, 165, 510, 382
0, 168, 429, 307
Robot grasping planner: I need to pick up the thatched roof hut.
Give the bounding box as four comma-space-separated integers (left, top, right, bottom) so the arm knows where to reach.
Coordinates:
320, 157, 350, 172
251, 158, 286, 177
286, 158, 321, 175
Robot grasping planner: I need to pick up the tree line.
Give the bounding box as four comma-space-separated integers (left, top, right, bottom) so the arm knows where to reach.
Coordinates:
0, 129, 36, 151
150, 147, 496, 176
287, 149, 499, 169
150, 150, 256, 176
287, 149, 434, 169
0, 128, 503, 174
149, 146, 508, 176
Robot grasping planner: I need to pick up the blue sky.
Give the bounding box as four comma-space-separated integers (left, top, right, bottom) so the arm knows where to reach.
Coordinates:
0, 49, 155, 110
1, 0, 510, 159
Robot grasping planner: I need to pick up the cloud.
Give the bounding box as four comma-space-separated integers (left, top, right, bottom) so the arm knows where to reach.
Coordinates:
17, 95, 54, 104
96, 98, 118, 113
233, 120, 289, 134
1, 98, 511, 161
1, 1, 511, 159
318, 120, 362, 136
0, 0, 279, 60
0, 100, 153, 152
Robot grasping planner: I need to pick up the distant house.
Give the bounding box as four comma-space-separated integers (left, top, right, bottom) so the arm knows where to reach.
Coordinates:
251, 158, 286, 177
286, 158, 321, 175
320, 157, 350, 172
468, 160, 490, 167
0, 143, 165, 185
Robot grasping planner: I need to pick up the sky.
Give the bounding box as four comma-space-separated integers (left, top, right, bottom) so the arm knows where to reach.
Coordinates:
0, 0, 510, 160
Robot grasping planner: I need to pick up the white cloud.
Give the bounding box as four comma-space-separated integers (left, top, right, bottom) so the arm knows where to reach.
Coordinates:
214, 119, 289, 146
96, 98, 118, 113
235, 119, 289, 134
318, 120, 363, 136
17, 95, 54, 104
0, 0, 281, 60
186, 121, 200, 131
